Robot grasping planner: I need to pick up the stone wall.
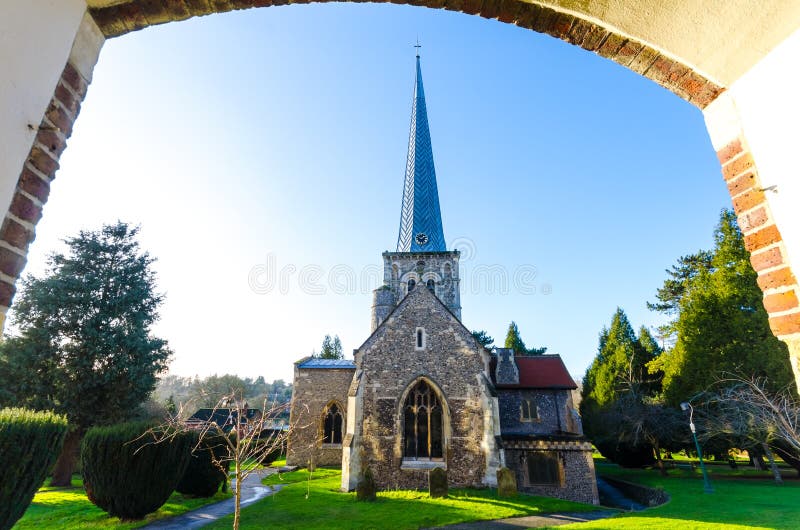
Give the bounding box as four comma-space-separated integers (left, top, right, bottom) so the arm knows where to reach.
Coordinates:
348, 285, 499, 490
504, 440, 599, 505
286, 364, 354, 468
498, 389, 580, 436
381, 251, 461, 320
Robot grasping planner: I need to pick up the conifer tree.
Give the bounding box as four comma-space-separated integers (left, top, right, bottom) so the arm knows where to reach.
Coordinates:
654, 210, 793, 404
503, 321, 546, 356
319, 334, 344, 359
471, 330, 494, 349
0, 222, 171, 486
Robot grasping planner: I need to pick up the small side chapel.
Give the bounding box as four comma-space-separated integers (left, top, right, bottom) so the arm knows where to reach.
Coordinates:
286, 53, 598, 505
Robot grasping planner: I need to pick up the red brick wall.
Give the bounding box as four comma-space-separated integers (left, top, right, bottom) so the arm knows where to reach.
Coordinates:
0, 61, 89, 315
717, 137, 800, 339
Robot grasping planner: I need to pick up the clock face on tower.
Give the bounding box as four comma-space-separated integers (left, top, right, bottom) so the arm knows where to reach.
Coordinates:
415, 233, 429, 246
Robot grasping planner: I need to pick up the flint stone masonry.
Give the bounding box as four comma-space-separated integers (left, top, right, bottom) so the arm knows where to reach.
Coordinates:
347, 285, 499, 490
505, 441, 599, 505
379, 251, 461, 320
286, 362, 354, 468
498, 389, 580, 436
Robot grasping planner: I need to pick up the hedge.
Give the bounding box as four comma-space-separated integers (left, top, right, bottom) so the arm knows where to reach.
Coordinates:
176, 432, 230, 497
81, 421, 192, 520
0, 408, 68, 530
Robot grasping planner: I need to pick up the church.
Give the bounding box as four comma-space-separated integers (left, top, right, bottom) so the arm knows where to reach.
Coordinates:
286, 54, 598, 505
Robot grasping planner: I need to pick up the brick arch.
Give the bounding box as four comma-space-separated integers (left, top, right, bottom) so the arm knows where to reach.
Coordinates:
88, 0, 723, 108
2, 1, 799, 388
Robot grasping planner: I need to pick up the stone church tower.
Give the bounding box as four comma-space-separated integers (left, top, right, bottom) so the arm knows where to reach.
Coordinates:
371, 55, 461, 331
346, 53, 499, 490
286, 53, 598, 505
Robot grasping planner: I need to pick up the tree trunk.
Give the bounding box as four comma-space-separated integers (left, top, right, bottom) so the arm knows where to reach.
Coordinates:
762, 443, 783, 485
750, 448, 766, 471
51, 429, 81, 487
233, 459, 242, 530
654, 446, 668, 477
772, 443, 800, 477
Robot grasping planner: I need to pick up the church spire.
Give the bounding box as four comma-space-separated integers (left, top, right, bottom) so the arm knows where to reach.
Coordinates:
396, 53, 446, 253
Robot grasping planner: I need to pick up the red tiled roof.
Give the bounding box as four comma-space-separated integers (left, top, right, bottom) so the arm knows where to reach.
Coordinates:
490, 354, 577, 389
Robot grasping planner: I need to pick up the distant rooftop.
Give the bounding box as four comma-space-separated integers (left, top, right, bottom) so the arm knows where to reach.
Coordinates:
297, 358, 356, 369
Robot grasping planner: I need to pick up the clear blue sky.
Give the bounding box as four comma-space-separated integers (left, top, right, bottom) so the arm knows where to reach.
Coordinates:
19, 4, 731, 382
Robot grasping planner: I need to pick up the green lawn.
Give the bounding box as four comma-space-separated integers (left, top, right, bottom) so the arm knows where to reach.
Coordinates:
560, 460, 800, 530
205, 467, 601, 529
14, 476, 231, 530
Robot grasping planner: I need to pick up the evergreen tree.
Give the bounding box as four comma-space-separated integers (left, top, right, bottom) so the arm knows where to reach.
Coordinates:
504, 321, 547, 356
581, 310, 673, 468
319, 334, 344, 360
581, 308, 642, 408
0, 222, 171, 486
471, 330, 494, 349
654, 210, 793, 404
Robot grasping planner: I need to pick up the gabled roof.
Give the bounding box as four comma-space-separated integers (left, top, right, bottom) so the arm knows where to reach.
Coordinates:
297, 358, 356, 369
489, 354, 577, 390
356, 281, 481, 354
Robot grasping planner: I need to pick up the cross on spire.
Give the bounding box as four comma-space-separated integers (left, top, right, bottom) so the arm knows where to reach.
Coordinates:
415, 38, 421, 58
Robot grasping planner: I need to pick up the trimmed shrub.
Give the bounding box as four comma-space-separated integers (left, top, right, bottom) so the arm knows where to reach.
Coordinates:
176, 433, 230, 497
0, 408, 68, 530
81, 421, 192, 520
595, 440, 655, 468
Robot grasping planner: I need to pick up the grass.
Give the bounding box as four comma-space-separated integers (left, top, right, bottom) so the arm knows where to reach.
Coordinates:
204, 467, 601, 529
560, 459, 800, 530
14, 476, 231, 530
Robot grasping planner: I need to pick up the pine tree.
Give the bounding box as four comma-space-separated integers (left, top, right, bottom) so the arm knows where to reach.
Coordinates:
655, 210, 793, 404
0, 222, 171, 486
581, 308, 641, 408
319, 334, 344, 360
581, 310, 674, 469
504, 321, 547, 356
471, 330, 494, 349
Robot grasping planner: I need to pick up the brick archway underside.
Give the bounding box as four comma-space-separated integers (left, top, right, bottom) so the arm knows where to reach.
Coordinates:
88, 0, 724, 108
3, 0, 800, 387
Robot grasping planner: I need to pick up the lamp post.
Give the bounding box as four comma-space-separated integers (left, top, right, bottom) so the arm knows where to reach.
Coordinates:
680, 401, 714, 494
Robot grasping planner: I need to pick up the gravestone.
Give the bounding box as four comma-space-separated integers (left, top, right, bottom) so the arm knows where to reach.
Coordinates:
429, 467, 448, 498
497, 467, 517, 497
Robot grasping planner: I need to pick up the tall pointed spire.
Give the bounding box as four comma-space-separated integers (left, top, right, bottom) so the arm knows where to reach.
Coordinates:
396, 53, 446, 252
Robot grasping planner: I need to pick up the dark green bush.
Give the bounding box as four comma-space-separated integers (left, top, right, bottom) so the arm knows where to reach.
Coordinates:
0, 408, 68, 530
176, 433, 229, 497
81, 421, 192, 520
595, 439, 656, 468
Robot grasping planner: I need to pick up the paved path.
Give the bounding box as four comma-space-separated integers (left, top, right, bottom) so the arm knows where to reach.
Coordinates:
431, 510, 618, 529
139, 468, 282, 530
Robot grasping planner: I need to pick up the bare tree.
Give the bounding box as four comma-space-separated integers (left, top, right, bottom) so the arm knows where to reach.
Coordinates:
700, 377, 800, 483
147, 392, 295, 530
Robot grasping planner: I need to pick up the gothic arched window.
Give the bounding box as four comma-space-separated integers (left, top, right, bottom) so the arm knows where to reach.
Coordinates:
322, 403, 343, 445
407, 279, 416, 292
403, 380, 444, 459
426, 279, 435, 292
